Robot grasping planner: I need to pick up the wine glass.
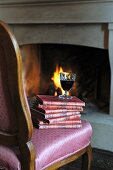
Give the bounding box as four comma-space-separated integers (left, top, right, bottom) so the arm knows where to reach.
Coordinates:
59, 72, 76, 99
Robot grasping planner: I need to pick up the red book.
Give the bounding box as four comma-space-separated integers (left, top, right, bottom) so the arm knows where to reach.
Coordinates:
40, 120, 81, 125
37, 107, 83, 114
38, 105, 83, 110
40, 115, 81, 124
36, 95, 85, 106
45, 112, 80, 119
39, 124, 82, 129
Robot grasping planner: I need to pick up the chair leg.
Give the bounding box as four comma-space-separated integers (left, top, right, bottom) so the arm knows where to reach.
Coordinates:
81, 145, 92, 170
20, 141, 35, 170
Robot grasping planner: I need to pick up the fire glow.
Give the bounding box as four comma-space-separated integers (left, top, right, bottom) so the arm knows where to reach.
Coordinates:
51, 65, 65, 95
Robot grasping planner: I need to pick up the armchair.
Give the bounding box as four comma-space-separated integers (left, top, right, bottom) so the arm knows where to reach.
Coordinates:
0, 21, 92, 170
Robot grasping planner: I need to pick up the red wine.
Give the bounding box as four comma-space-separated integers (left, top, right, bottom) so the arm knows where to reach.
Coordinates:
60, 80, 74, 91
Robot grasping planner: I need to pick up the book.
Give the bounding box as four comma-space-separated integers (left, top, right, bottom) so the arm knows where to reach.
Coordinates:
38, 105, 83, 111
27, 96, 39, 108
32, 117, 40, 129
40, 120, 81, 125
36, 107, 83, 114
39, 124, 82, 129
57, 120, 81, 124
45, 112, 80, 119
31, 108, 45, 117
30, 108, 49, 123
36, 95, 85, 106
40, 115, 81, 124
31, 107, 81, 118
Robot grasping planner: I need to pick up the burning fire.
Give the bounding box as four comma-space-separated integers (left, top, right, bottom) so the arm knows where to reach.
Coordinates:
51, 65, 65, 95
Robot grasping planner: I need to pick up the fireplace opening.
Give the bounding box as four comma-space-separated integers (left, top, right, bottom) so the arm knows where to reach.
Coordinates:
20, 44, 110, 114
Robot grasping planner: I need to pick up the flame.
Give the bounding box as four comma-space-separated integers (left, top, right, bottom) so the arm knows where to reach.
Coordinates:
51, 65, 65, 95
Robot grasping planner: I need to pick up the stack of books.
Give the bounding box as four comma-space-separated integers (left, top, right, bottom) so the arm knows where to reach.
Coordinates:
29, 95, 85, 129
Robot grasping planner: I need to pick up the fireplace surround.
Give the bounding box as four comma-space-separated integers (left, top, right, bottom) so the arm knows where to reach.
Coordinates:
23, 44, 109, 113
1, 0, 113, 152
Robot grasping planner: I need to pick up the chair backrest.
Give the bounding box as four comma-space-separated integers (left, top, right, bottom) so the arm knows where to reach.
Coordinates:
0, 21, 33, 145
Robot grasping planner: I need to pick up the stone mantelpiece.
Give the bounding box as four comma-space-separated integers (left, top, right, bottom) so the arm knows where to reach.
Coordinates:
13, 24, 108, 49
0, 0, 111, 49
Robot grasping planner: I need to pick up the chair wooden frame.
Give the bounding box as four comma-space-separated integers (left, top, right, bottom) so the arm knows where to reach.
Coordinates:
45, 144, 92, 170
0, 21, 92, 170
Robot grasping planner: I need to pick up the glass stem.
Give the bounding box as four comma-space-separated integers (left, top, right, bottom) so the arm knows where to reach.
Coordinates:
64, 91, 68, 97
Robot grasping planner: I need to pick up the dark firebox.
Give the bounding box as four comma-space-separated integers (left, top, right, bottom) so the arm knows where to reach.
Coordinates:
39, 44, 110, 113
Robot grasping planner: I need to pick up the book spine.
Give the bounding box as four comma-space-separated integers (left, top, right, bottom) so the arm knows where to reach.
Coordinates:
39, 124, 82, 129
39, 105, 83, 110
37, 108, 67, 114
55, 120, 81, 124
40, 120, 81, 124
43, 101, 85, 106
37, 107, 83, 114
45, 112, 80, 118
40, 116, 81, 124
36, 95, 85, 106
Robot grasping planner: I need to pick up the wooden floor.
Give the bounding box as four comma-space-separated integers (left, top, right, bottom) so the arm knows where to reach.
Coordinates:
59, 148, 113, 170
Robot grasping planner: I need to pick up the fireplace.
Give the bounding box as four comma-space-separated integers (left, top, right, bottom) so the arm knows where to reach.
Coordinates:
1, 0, 113, 152
20, 43, 110, 114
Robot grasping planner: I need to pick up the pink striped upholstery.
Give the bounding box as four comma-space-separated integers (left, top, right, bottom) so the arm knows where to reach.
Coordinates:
0, 121, 92, 170
0, 146, 21, 170
32, 120, 92, 170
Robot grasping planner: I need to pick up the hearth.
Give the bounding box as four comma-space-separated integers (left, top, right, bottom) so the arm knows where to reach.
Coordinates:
20, 43, 110, 114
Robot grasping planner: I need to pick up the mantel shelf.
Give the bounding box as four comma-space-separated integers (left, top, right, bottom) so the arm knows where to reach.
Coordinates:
1, 0, 113, 24
0, 0, 113, 6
